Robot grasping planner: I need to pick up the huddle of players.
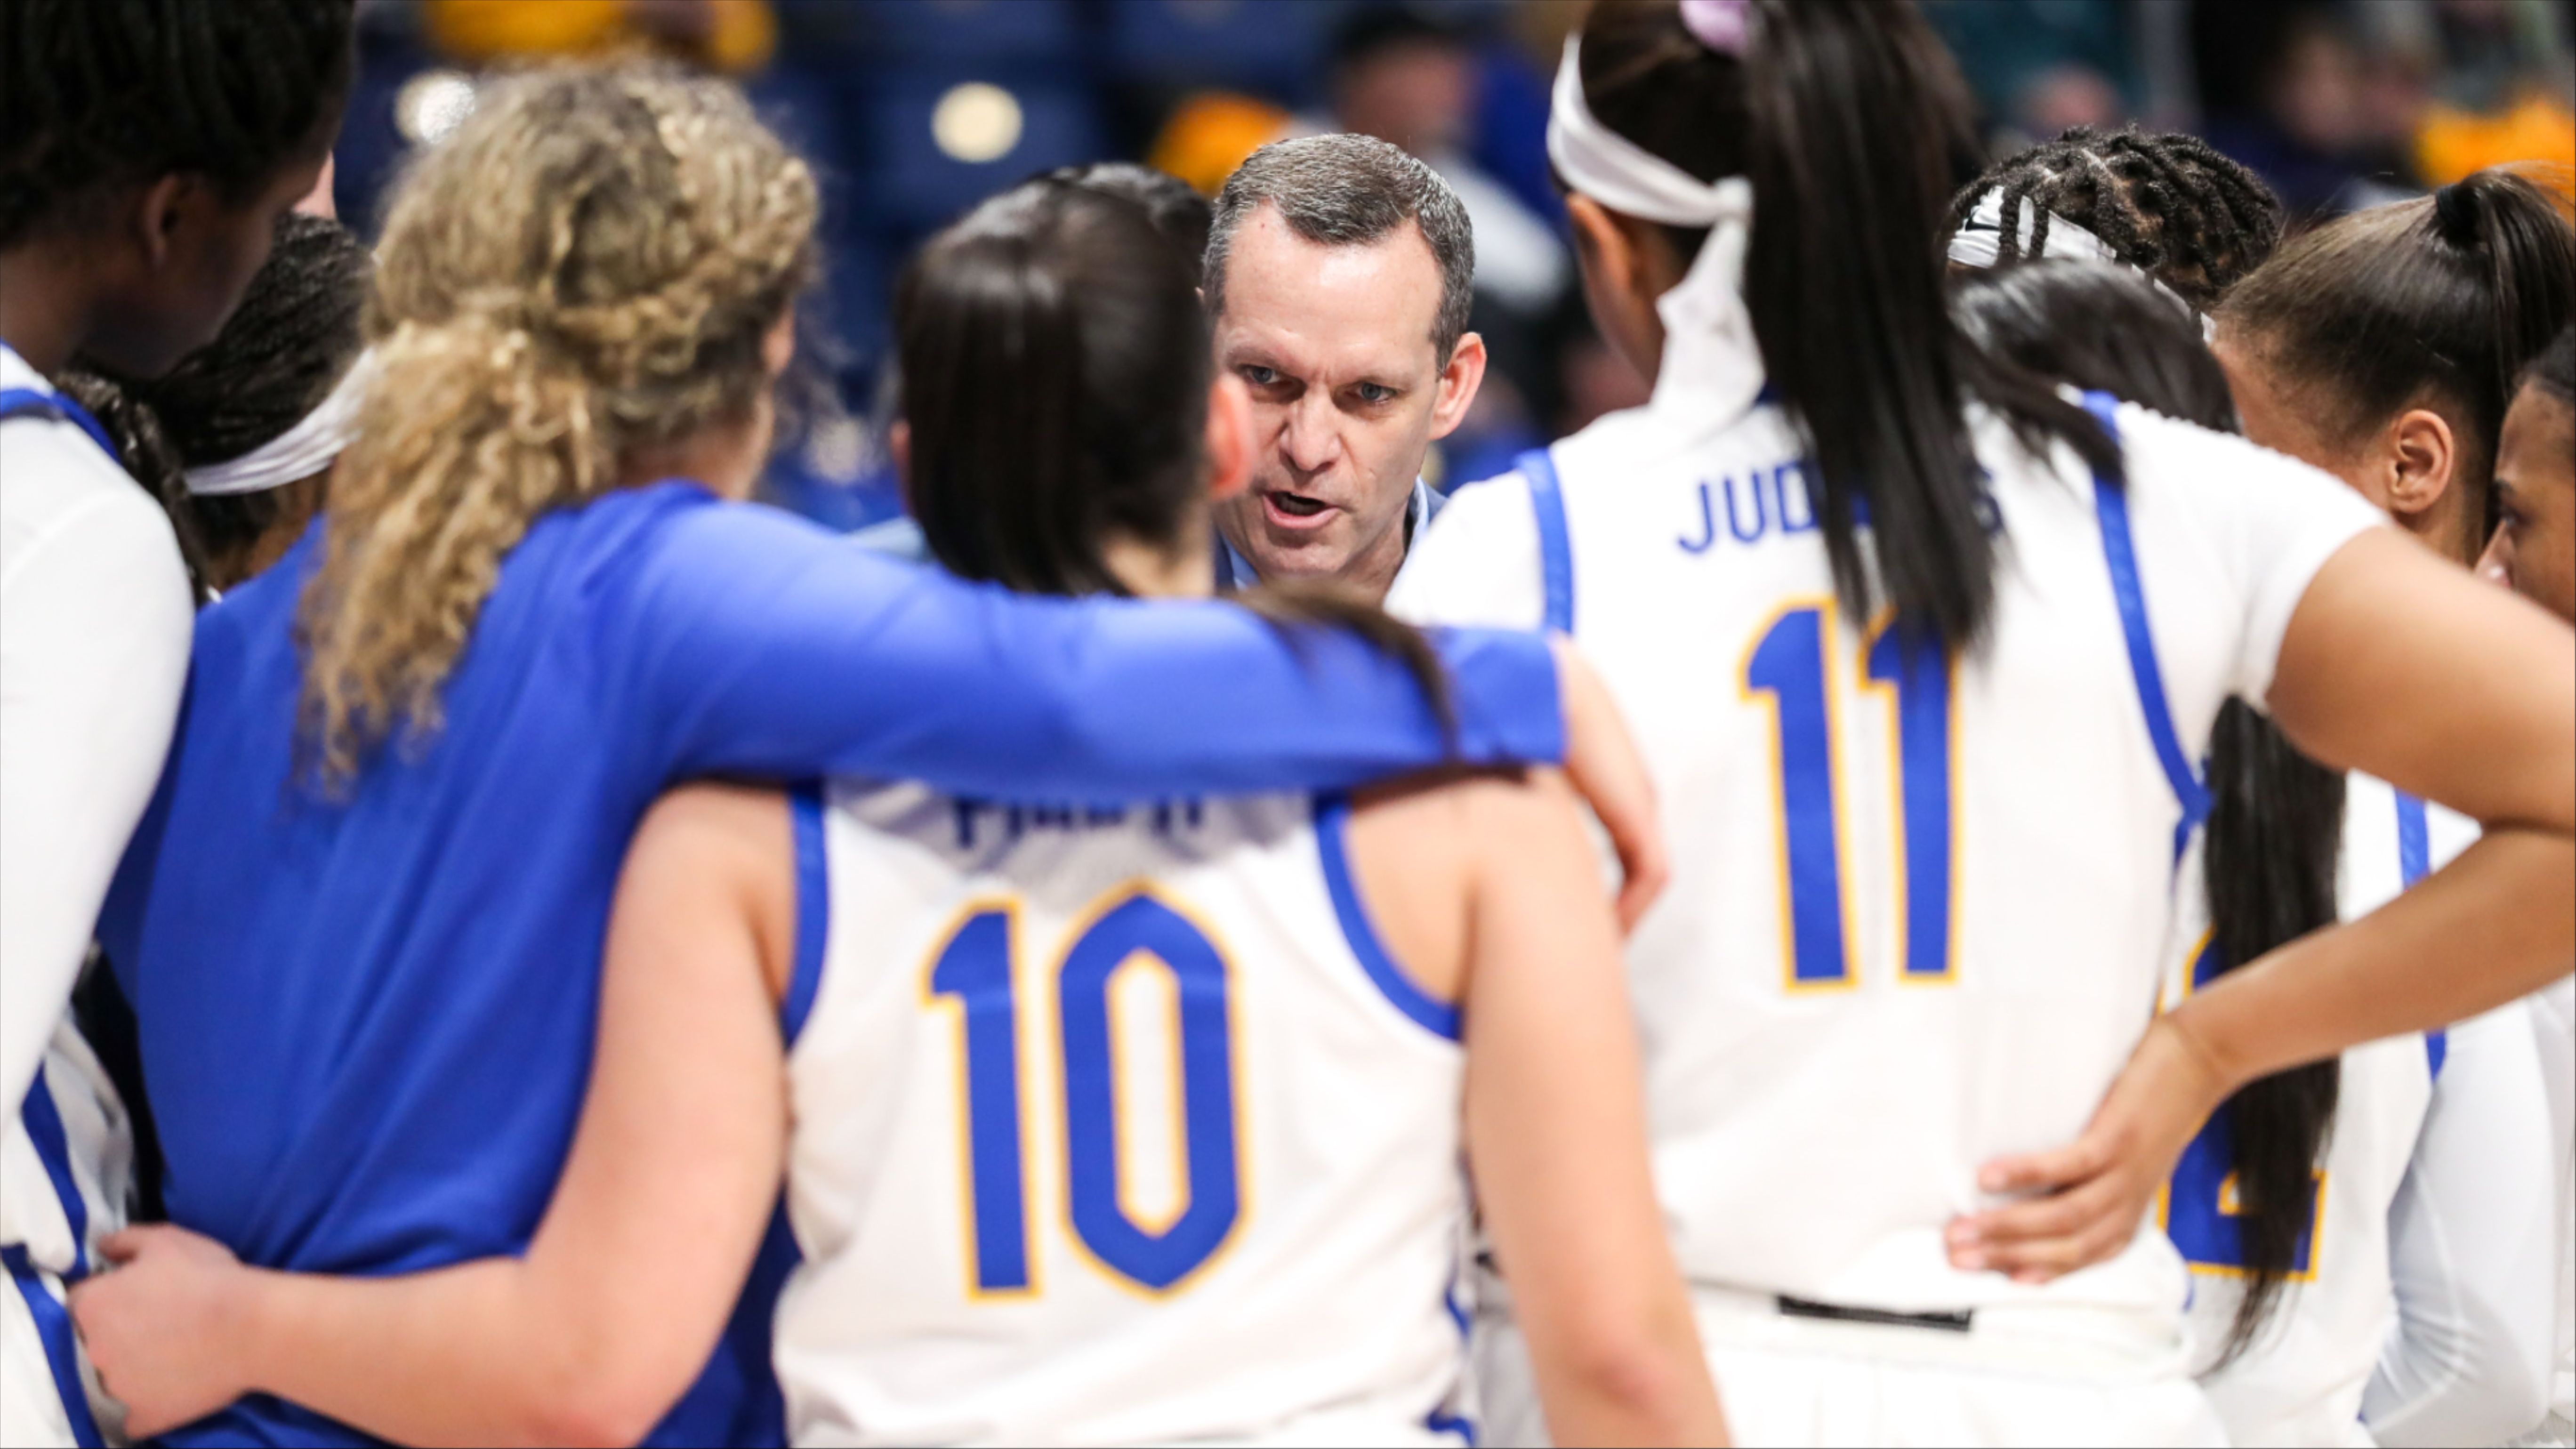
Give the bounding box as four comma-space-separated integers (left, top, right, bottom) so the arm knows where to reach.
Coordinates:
5, 0, 2574, 1446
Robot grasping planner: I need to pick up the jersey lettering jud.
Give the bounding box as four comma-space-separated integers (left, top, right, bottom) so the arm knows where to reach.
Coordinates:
1392, 388, 2385, 1344
772, 781, 1469, 1447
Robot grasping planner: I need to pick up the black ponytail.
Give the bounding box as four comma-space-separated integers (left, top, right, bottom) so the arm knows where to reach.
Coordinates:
1578, 0, 2115, 650
1951, 257, 2343, 1362
2220, 167, 2576, 553
2199, 705, 2345, 1362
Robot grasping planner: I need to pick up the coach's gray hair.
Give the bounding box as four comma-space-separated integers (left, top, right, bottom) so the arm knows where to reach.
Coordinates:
1204, 133, 1476, 359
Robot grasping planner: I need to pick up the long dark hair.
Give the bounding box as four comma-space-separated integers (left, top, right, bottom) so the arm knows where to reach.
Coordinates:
2219, 168, 2576, 554
1954, 259, 2343, 1362
895, 179, 1446, 710
1574, 0, 2116, 649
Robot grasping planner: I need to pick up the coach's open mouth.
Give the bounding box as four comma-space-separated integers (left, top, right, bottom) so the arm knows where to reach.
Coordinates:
1262, 491, 1337, 531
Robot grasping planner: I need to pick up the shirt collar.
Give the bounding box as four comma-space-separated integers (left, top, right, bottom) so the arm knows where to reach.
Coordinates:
1214, 478, 1437, 594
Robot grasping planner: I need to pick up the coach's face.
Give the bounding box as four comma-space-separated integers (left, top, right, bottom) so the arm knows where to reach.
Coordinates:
1212, 204, 1482, 598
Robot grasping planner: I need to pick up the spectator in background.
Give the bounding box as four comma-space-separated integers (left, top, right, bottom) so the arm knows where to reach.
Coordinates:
1318, 8, 1566, 321
423, 0, 774, 75
2194, 0, 2420, 217
1920, 0, 2140, 142
2384, 0, 2576, 185
1202, 134, 1485, 602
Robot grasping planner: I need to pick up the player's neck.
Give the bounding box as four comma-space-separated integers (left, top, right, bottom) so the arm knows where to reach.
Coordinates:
1103, 531, 1213, 600
0, 246, 105, 377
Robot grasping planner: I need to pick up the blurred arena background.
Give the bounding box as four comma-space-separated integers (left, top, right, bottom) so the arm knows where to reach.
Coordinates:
330, 0, 2576, 533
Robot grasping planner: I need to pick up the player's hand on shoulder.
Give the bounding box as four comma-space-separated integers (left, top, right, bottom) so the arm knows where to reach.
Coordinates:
1552, 637, 1669, 934
1943, 1015, 2233, 1282
71, 1223, 259, 1439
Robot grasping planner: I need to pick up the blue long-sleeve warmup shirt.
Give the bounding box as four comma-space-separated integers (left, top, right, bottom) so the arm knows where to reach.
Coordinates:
98, 483, 1560, 1447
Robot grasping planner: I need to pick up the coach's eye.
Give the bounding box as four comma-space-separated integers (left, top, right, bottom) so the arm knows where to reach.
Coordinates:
1239, 364, 1280, 387
1353, 382, 1396, 405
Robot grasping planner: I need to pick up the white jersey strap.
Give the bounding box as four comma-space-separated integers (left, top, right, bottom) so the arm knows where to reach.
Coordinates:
0, 387, 119, 467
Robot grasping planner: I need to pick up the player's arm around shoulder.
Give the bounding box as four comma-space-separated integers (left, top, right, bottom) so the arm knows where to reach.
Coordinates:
1347, 769, 1725, 1447
71, 782, 797, 1447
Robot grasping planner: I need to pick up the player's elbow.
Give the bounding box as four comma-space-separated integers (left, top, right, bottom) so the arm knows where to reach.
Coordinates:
516, 1342, 685, 1448
519, 1380, 668, 1449
1537, 1303, 1720, 1446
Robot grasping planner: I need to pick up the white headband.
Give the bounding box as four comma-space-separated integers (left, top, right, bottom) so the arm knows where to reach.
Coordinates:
1947, 188, 2209, 334
182, 350, 370, 497
1547, 36, 1746, 230
1547, 36, 1763, 424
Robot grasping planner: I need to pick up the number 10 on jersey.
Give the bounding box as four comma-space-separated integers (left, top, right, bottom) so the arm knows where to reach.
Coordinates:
927, 890, 1243, 1297
1743, 600, 1960, 990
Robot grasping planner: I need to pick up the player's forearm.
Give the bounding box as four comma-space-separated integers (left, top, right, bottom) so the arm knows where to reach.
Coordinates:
236, 1260, 653, 1448
2173, 829, 2574, 1092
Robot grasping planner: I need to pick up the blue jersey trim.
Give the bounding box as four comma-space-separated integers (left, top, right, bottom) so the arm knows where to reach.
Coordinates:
1426, 1407, 1480, 1445
780, 782, 829, 1049
2392, 789, 2447, 1079
2079, 392, 2211, 863
20, 1079, 88, 1279
0, 387, 120, 465
2394, 789, 2431, 889
1311, 793, 1462, 1041
3, 1248, 104, 1448
1514, 447, 1575, 633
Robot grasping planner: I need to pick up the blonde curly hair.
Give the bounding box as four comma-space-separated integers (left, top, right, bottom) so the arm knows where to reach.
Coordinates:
298, 65, 818, 787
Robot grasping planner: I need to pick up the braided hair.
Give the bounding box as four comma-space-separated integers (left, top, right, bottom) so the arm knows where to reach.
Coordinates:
1944, 126, 2283, 309
1, 0, 355, 247
97, 212, 371, 587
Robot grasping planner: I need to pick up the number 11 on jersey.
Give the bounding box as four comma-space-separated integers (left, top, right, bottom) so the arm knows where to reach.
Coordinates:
1743, 601, 1959, 990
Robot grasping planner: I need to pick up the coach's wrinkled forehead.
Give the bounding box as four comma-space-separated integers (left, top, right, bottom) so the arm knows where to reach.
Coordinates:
1203, 133, 1475, 361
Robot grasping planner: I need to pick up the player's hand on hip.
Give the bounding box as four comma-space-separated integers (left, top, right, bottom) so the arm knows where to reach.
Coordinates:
71, 1224, 259, 1439
1943, 1014, 2233, 1282
1552, 637, 1668, 934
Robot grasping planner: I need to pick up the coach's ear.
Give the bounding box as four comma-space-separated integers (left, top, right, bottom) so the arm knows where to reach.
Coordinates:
1205, 374, 1253, 503
1426, 330, 1487, 443
888, 419, 912, 514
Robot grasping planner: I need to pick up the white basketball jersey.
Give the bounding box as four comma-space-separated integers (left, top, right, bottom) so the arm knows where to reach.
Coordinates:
773, 783, 1471, 1447
2165, 776, 2478, 1447
1393, 389, 2383, 1332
